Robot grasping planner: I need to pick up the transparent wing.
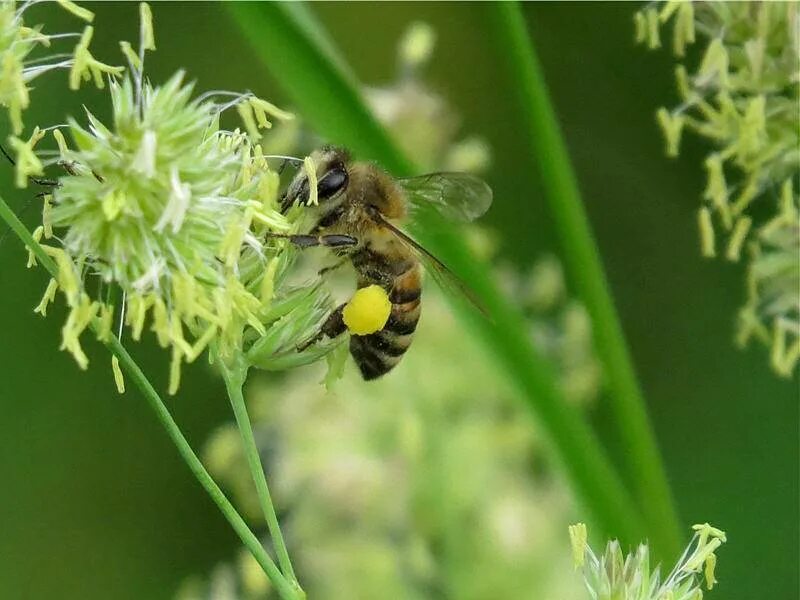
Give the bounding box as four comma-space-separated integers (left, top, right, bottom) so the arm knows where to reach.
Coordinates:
375, 214, 490, 318
398, 172, 492, 223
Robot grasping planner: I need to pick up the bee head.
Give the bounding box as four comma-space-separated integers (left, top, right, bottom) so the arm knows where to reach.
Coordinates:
280, 146, 350, 213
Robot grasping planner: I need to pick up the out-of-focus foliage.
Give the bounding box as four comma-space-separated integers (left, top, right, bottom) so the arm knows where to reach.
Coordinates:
184, 291, 583, 600
363, 21, 490, 174
636, 1, 800, 377
500, 254, 603, 406
178, 22, 603, 600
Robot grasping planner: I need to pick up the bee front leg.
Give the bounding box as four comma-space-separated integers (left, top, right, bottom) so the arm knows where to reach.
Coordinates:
297, 303, 347, 352
266, 233, 358, 249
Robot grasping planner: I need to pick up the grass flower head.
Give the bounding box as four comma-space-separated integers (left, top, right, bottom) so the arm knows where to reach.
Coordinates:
636, 1, 799, 377
570, 522, 726, 600
31, 4, 339, 393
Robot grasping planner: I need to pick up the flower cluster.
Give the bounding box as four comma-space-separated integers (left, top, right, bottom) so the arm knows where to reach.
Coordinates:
0, 0, 118, 138
636, 1, 799, 376
569, 522, 726, 600
26, 3, 341, 393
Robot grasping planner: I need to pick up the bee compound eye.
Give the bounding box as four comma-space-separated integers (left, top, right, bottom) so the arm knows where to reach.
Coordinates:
317, 166, 348, 200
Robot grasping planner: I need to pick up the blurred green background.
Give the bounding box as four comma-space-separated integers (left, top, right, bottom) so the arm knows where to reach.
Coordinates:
0, 2, 796, 599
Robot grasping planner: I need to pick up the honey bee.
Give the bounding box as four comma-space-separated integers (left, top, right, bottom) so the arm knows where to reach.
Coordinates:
277, 146, 492, 380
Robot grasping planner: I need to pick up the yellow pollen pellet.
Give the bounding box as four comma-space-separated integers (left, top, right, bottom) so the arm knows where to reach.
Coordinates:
342, 285, 392, 335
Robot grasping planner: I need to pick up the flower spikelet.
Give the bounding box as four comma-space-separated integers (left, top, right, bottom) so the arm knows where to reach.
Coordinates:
636, 1, 800, 376
570, 522, 727, 600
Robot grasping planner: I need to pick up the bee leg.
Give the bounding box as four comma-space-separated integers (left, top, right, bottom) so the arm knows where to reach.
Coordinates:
266, 233, 358, 249
318, 258, 348, 277
0, 143, 61, 188
297, 304, 347, 352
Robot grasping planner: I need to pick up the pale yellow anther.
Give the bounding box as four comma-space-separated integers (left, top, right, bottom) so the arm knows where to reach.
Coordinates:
568, 523, 587, 568
656, 108, 684, 157
673, 1, 695, 57
70, 26, 124, 90
698, 207, 716, 258
704, 552, 718, 589
119, 41, 142, 70
250, 98, 293, 126
168, 346, 182, 395
140, 3, 156, 51
725, 216, 752, 261
34, 278, 59, 317
111, 355, 125, 393
57, 0, 94, 22
236, 101, 261, 140
96, 303, 115, 341
646, 8, 661, 49
27, 226, 44, 268
304, 156, 319, 206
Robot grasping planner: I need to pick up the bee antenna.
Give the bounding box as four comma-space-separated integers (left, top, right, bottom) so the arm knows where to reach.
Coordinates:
262, 154, 304, 164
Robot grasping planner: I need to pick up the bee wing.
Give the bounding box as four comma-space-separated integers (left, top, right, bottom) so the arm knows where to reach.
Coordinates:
398, 172, 493, 223
374, 214, 490, 318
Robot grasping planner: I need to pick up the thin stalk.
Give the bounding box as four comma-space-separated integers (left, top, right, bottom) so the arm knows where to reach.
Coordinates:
488, 3, 681, 557
227, 2, 649, 546
218, 354, 300, 591
0, 195, 300, 600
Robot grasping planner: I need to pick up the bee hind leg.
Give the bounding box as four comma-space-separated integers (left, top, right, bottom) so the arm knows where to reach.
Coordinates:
297, 303, 347, 352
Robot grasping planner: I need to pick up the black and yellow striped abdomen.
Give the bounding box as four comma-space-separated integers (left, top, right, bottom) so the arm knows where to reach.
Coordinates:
349, 252, 422, 380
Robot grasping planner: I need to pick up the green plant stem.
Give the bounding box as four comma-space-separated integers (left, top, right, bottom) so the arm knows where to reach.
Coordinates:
218, 354, 301, 592
487, 2, 681, 558
228, 2, 648, 546
0, 194, 300, 600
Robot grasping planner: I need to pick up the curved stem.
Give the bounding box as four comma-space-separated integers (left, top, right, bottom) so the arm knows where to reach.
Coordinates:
487, 2, 681, 558
218, 353, 300, 591
0, 195, 300, 600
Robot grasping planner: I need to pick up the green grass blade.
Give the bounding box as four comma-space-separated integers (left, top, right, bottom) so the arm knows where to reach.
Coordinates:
228, 1, 647, 545
487, 3, 681, 557
230, 2, 413, 176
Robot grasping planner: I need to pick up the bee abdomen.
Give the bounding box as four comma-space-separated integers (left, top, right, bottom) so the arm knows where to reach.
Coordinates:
350, 266, 422, 380
350, 308, 420, 380
350, 330, 412, 380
